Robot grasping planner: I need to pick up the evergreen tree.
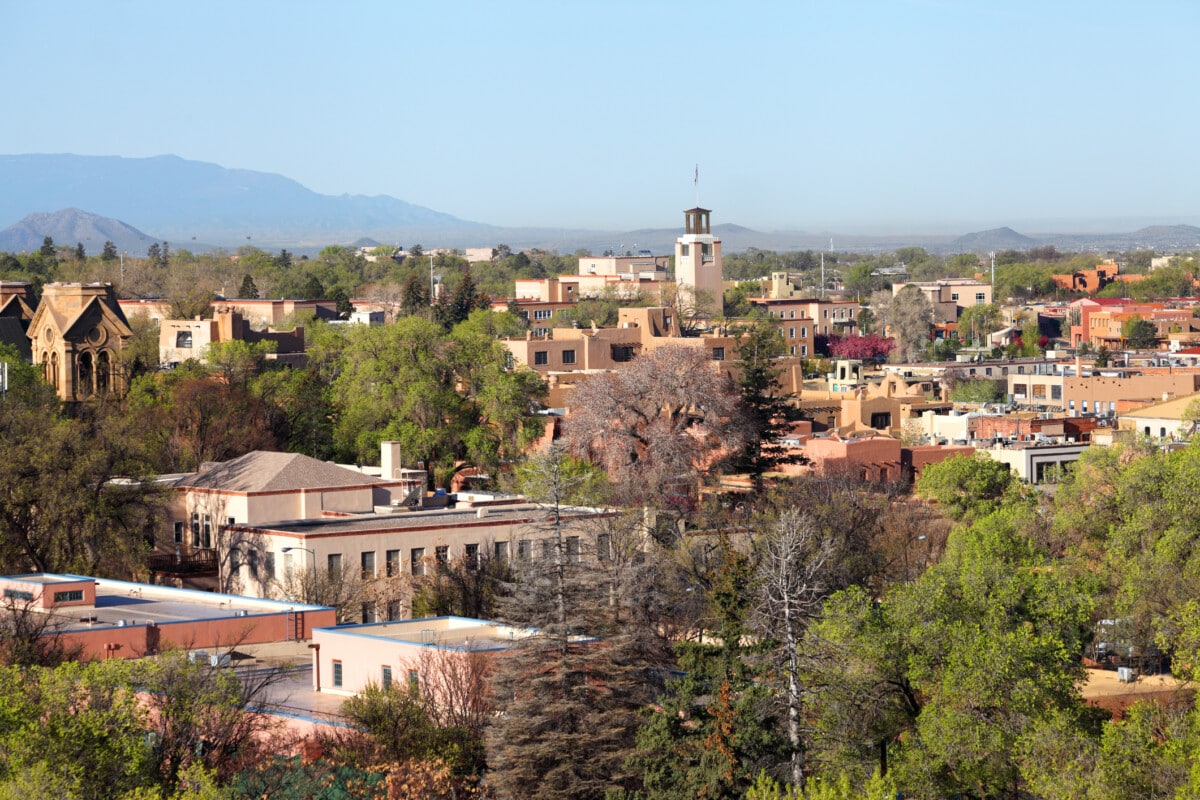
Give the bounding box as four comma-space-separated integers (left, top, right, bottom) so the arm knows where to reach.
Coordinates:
101, 240, 118, 262
147, 242, 161, 266
486, 446, 667, 800
732, 317, 799, 492
39, 236, 55, 258
633, 542, 789, 799
400, 272, 430, 317
238, 273, 259, 299
74, 242, 85, 260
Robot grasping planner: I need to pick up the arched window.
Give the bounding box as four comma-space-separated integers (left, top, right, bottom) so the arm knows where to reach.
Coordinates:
78, 352, 94, 397
49, 352, 59, 390
97, 351, 111, 394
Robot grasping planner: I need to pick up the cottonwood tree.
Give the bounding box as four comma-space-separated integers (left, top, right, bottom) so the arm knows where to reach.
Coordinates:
565, 345, 746, 512
871, 286, 932, 363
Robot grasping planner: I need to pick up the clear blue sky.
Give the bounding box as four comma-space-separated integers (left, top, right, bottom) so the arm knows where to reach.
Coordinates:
3, 1, 1197, 233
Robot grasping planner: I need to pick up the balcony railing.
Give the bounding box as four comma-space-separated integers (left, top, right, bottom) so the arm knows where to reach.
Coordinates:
147, 549, 218, 576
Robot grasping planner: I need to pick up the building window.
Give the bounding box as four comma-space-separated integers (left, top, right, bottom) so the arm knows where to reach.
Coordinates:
248, 550, 259, 579
361, 603, 376, 623
264, 552, 275, 579
790, 346, 796, 356
201, 516, 212, 548
533, 309, 553, 320
284, 552, 294, 580
386, 549, 400, 577
801, 345, 808, 356
382, 666, 392, 689
175, 330, 193, 348
465, 543, 479, 571
387, 600, 402, 621
191, 513, 200, 547
494, 541, 509, 560
408, 670, 419, 690
174, 521, 184, 545
542, 538, 555, 560
823, 309, 829, 319
788, 327, 796, 339
976, 293, 987, 302
596, 533, 612, 562
801, 326, 808, 338
534, 351, 548, 366
361, 551, 376, 579
230, 549, 242, 574
870, 412, 892, 430
562, 349, 576, 365
789, 310, 796, 319
54, 590, 84, 603
411, 548, 425, 577
1051, 385, 1062, 400
328, 553, 343, 576
435, 546, 449, 567
1082, 400, 1089, 413
226, 517, 236, 527
680, 244, 689, 256
566, 536, 581, 563
712, 347, 725, 361
517, 540, 531, 560
951, 292, 960, 302
332, 660, 343, 688
612, 345, 635, 362
3, 589, 33, 602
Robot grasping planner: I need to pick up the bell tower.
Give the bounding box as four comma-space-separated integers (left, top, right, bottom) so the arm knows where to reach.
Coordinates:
674, 207, 723, 307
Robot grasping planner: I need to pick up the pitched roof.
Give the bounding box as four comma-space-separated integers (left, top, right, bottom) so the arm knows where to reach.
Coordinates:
177, 451, 384, 493
1119, 391, 1200, 421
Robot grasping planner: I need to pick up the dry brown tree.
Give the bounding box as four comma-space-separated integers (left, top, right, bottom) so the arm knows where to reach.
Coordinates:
564, 344, 747, 511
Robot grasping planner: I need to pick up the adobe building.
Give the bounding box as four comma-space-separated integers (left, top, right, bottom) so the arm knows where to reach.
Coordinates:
28, 282, 133, 402
891, 279, 993, 324
159, 307, 306, 367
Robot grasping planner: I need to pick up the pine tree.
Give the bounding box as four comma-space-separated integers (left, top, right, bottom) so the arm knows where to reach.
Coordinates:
238, 274, 259, 299
74, 242, 85, 260
39, 236, 55, 258
633, 541, 789, 800
101, 241, 118, 262
733, 316, 801, 492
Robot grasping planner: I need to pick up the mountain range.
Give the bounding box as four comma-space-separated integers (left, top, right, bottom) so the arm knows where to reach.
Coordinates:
2, 154, 1199, 256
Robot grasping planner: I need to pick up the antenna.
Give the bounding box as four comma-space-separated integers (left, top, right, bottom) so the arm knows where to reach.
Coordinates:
829, 237, 834, 252
694, 163, 700, 206
820, 252, 825, 299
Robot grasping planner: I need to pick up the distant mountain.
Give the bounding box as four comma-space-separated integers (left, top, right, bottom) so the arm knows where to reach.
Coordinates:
948, 227, 1038, 253
0, 154, 486, 248
0, 208, 161, 254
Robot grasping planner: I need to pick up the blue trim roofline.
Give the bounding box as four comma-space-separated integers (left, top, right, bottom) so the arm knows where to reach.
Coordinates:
43, 573, 334, 613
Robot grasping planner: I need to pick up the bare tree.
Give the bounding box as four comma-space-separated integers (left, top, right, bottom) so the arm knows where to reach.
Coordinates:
751, 508, 837, 791
0, 599, 82, 667
565, 345, 746, 512
872, 286, 933, 363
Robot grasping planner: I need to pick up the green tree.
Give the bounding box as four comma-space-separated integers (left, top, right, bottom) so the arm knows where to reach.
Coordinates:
39, 236, 55, 258
915, 452, 1020, 522
633, 541, 789, 800
808, 504, 1094, 798
101, 240, 118, 262
732, 316, 797, 491
1121, 315, 1159, 349
1094, 344, 1111, 367
73, 242, 85, 260
950, 378, 1005, 403
956, 303, 1003, 346
487, 445, 665, 800
237, 273, 258, 299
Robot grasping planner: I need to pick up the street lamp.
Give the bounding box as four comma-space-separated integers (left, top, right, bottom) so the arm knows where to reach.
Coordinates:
282, 546, 316, 604
903, 534, 928, 583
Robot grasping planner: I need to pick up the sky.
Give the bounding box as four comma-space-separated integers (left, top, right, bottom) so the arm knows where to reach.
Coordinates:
3, 1, 1198, 234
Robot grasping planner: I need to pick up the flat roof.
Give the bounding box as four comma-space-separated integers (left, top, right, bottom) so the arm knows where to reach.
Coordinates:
247, 504, 605, 536
316, 616, 535, 652
2, 574, 330, 633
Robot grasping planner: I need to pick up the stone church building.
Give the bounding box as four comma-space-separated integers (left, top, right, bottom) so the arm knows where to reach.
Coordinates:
28, 282, 133, 402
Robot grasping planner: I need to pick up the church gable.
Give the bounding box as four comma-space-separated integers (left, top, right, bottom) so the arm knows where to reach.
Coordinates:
29, 283, 131, 403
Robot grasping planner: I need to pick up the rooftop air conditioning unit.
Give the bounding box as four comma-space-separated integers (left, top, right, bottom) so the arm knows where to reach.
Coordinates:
116, 619, 128, 627
210, 653, 232, 668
